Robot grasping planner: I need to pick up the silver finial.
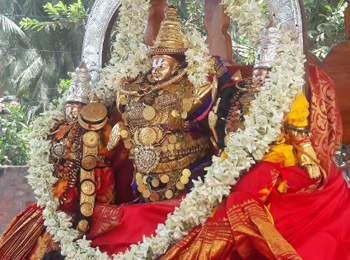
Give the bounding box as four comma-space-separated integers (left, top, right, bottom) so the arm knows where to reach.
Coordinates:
254, 22, 281, 69
66, 62, 91, 104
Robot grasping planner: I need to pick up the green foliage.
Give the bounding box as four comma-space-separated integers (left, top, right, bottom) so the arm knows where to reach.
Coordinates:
305, 0, 347, 59
0, 105, 32, 166
20, 0, 88, 32
58, 78, 71, 96
0, 0, 92, 124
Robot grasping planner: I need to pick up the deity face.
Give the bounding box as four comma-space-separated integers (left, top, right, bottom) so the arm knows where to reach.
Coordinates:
252, 68, 269, 89
151, 55, 179, 82
65, 103, 83, 122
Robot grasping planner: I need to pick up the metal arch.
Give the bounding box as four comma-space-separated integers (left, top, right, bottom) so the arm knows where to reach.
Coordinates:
81, 0, 306, 83
266, 0, 305, 50
81, 0, 121, 84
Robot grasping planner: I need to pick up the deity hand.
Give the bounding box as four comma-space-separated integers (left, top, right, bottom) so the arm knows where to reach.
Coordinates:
252, 67, 269, 89
151, 55, 180, 82
286, 127, 321, 179
65, 103, 83, 122
107, 123, 121, 151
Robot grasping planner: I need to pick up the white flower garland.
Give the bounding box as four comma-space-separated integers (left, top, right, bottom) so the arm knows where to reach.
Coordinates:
27, 1, 305, 259
222, 0, 267, 45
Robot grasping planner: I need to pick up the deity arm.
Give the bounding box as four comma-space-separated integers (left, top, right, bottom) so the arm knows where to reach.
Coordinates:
284, 93, 321, 179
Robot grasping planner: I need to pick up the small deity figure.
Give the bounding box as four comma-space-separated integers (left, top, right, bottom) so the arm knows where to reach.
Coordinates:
209, 23, 321, 181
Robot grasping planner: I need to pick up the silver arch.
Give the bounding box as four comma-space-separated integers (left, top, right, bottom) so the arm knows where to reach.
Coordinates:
81, 0, 305, 83
266, 0, 304, 49
81, 0, 121, 84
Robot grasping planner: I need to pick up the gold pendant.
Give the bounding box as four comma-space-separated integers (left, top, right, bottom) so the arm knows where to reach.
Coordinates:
160, 174, 170, 183
143, 189, 151, 199
182, 98, 193, 112
143, 106, 156, 121
139, 127, 157, 146
180, 176, 189, 184
176, 182, 185, 190
120, 129, 129, 139
150, 192, 160, 201
151, 178, 160, 187
168, 135, 177, 144
182, 168, 191, 177
165, 190, 174, 199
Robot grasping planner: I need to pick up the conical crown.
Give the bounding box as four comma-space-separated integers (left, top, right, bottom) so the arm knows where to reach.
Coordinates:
66, 62, 91, 104
148, 6, 186, 56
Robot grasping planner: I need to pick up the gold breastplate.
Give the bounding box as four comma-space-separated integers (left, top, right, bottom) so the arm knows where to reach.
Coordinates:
118, 71, 210, 201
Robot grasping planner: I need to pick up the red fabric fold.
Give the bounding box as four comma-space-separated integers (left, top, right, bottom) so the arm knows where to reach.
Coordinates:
91, 199, 181, 255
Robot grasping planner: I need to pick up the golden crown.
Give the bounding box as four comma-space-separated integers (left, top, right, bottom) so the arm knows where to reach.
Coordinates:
148, 6, 187, 56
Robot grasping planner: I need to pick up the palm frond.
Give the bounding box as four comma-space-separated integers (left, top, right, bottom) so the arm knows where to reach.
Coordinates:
15, 57, 43, 93
0, 15, 28, 41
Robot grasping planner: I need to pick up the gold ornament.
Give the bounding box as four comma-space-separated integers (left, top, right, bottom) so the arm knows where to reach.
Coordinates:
148, 6, 186, 56
151, 178, 160, 187
77, 219, 89, 233
137, 184, 146, 193
80, 203, 94, 217
81, 180, 96, 196
139, 127, 157, 145
83, 131, 99, 148
169, 135, 177, 144
82, 155, 97, 170
79, 116, 107, 131
119, 95, 128, 105
182, 98, 193, 112
165, 190, 174, 199
143, 106, 156, 121
143, 189, 151, 199
160, 174, 170, 183
120, 129, 129, 139
135, 172, 143, 181
180, 176, 189, 185
150, 192, 160, 201
80, 102, 107, 124
171, 110, 178, 118
168, 144, 175, 151
176, 182, 185, 190
182, 168, 191, 178
124, 140, 133, 149
80, 169, 95, 182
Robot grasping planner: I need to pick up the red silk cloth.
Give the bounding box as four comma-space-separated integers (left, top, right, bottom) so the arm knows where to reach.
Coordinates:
91, 199, 181, 255
308, 65, 343, 173
271, 162, 350, 260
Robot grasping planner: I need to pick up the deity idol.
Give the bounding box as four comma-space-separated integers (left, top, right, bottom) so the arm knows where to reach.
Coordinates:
107, 6, 213, 201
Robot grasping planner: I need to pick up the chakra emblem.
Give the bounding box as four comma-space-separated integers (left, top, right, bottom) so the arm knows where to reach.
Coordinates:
134, 146, 160, 173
